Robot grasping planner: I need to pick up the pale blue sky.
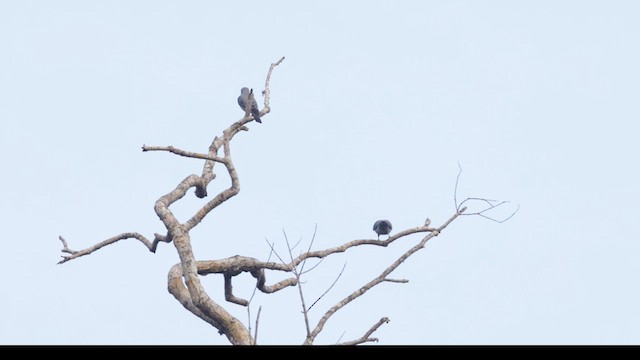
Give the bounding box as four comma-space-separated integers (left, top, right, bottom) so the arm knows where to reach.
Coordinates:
1, 1, 639, 345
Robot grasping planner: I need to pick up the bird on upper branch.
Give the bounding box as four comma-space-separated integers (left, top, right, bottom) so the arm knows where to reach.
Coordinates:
237, 87, 262, 123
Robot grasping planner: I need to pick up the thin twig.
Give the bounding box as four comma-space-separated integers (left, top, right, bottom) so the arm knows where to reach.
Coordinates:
284, 230, 311, 337
454, 162, 462, 209
454, 163, 519, 223
264, 238, 289, 269
459, 197, 520, 223
290, 236, 304, 253
249, 242, 275, 304
300, 223, 318, 274
308, 262, 347, 311
253, 306, 262, 345
300, 257, 325, 276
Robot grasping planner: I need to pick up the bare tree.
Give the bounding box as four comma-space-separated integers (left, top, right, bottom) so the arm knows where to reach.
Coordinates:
57, 57, 517, 345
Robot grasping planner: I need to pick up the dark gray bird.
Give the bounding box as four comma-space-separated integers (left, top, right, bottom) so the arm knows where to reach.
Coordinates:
373, 220, 392, 240
237, 87, 262, 123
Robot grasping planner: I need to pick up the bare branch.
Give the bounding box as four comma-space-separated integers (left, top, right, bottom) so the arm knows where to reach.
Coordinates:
308, 262, 347, 311
290, 236, 304, 254
193, 257, 298, 294
300, 223, 319, 274
454, 163, 519, 223
303, 210, 463, 345
263, 238, 290, 270
184, 148, 241, 232
300, 257, 325, 276
383, 278, 409, 283
337, 317, 390, 346
257, 277, 298, 293
253, 306, 262, 345
459, 197, 520, 223
454, 161, 462, 209
141, 145, 227, 163
277, 225, 435, 271
154, 174, 201, 229
224, 273, 249, 306
248, 243, 276, 304
284, 230, 312, 337
60, 57, 288, 346
262, 56, 285, 110
167, 264, 224, 330
57, 233, 157, 264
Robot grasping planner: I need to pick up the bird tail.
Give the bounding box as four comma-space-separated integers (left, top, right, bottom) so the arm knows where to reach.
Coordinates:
253, 110, 262, 123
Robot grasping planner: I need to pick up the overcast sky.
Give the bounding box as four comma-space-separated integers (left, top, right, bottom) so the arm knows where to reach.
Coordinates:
1, 1, 639, 345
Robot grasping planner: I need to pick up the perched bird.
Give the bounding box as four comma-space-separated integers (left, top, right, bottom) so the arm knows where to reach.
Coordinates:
373, 220, 393, 240
237, 87, 262, 123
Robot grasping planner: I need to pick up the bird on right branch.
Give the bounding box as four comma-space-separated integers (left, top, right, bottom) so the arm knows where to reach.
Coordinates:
373, 220, 393, 240
237, 87, 262, 123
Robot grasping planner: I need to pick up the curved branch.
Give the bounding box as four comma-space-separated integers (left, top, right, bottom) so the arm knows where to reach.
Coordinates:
167, 264, 224, 330
170, 230, 253, 345
185, 148, 240, 231
195, 257, 298, 294
57, 233, 160, 264
224, 273, 249, 306
154, 174, 201, 230
337, 317, 390, 345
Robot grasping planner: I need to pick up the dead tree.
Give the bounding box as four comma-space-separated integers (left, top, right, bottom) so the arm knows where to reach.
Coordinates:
57, 57, 517, 345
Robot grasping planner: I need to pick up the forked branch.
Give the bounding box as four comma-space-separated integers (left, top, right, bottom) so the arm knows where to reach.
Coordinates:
454, 162, 519, 222
337, 317, 390, 345
302, 209, 465, 345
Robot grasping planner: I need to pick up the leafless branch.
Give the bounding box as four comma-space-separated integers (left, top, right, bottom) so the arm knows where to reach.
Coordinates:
248, 242, 275, 304
337, 317, 390, 345
290, 236, 304, 253
58, 55, 486, 345
383, 278, 409, 283
264, 225, 435, 271
308, 262, 347, 311
300, 257, 325, 276
194, 257, 298, 294
253, 306, 262, 345
263, 238, 290, 270
59, 57, 286, 345
141, 145, 227, 163
302, 210, 464, 345
224, 273, 249, 306
57, 233, 161, 264
262, 56, 285, 109
454, 163, 519, 223
284, 230, 312, 337
454, 161, 463, 209
300, 223, 319, 273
